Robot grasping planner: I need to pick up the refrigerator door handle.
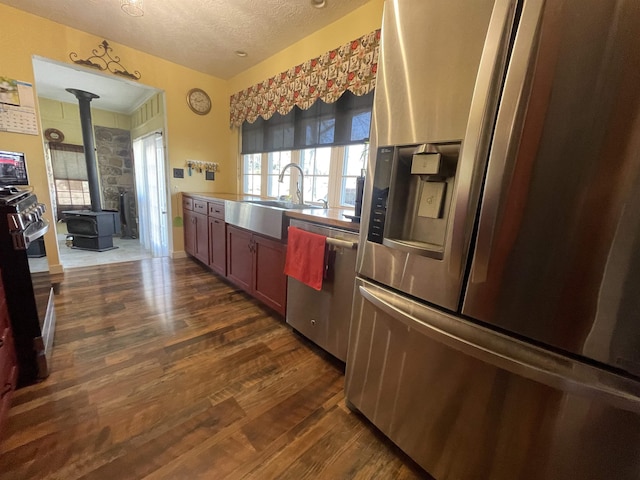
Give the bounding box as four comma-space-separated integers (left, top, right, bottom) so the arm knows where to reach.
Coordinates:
470, 0, 546, 283
449, 0, 518, 278
359, 284, 640, 413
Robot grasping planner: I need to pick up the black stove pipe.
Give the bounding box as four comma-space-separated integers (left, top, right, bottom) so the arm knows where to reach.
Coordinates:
66, 88, 102, 212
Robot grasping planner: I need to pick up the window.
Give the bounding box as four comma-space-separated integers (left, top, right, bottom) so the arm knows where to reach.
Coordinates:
55, 179, 91, 206
240, 91, 373, 207
49, 143, 92, 216
241, 143, 368, 208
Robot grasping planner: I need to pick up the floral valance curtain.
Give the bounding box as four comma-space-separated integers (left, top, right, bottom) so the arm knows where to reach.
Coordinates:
230, 29, 380, 128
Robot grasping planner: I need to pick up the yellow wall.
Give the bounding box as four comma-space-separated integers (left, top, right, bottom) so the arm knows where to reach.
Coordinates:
228, 0, 384, 93
226, 0, 384, 191
39, 98, 132, 146
0, 3, 233, 271
0, 1, 383, 270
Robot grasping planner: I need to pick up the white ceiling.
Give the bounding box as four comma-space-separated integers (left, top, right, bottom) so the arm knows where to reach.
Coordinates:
1, 0, 370, 80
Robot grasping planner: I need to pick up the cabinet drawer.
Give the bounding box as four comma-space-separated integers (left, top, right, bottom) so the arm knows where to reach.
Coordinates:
183, 196, 194, 211
208, 202, 225, 219
193, 200, 207, 214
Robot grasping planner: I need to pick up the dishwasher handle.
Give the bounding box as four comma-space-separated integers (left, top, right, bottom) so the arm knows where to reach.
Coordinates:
326, 237, 357, 249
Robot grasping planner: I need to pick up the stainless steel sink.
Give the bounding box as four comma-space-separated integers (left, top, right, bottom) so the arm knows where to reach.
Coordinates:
245, 200, 322, 210
224, 200, 322, 239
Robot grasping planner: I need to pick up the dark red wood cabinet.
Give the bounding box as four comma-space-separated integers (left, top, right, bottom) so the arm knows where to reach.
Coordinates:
0, 269, 18, 442
226, 225, 253, 293
226, 225, 287, 315
207, 201, 226, 276
183, 197, 209, 265
183, 195, 287, 316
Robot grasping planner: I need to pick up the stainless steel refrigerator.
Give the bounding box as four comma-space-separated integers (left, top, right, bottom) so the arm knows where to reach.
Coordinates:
345, 0, 640, 478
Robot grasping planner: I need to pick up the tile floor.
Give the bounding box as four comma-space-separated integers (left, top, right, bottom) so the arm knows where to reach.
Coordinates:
28, 221, 152, 272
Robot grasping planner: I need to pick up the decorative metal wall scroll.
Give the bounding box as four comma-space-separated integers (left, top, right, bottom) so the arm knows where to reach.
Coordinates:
69, 40, 141, 80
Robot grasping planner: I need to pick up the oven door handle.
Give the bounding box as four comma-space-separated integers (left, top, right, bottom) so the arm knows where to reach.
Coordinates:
12, 219, 50, 250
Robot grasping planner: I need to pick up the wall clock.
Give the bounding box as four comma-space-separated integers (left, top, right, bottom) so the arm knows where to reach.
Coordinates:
44, 128, 65, 143
186, 88, 212, 115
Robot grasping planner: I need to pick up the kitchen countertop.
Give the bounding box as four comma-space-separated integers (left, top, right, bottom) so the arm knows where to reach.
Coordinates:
183, 192, 360, 232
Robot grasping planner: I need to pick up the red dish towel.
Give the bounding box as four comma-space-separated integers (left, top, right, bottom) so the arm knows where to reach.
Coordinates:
284, 226, 327, 291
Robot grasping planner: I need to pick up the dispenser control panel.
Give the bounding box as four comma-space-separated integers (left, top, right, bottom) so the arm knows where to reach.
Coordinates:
367, 147, 394, 244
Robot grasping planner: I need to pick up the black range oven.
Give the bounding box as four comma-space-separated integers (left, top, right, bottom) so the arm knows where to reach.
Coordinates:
0, 189, 55, 386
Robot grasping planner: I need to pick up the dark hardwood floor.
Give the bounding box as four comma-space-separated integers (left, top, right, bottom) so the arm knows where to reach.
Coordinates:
0, 257, 428, 479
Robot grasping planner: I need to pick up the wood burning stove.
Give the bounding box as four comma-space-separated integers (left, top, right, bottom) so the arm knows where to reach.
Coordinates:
64, 210, 120, 251
63, 88, 121, 251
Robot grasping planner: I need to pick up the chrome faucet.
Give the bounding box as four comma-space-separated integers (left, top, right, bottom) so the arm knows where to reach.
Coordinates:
278, 163, 304, 205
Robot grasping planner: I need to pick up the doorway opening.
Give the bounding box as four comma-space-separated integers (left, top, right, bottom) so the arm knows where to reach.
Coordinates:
30, 56, 169, 272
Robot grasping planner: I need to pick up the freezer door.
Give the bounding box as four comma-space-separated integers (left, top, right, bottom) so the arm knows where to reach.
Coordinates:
463, 0, 640, 377
346, 278, 640, 480
358, 0, 517, 311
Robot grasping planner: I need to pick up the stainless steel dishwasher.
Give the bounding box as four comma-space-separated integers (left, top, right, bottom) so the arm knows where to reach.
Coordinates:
286, 219, 358, 362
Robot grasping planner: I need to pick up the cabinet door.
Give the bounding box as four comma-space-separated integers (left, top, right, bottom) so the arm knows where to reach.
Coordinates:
194, 213, 209, 265
226, 225, 253, 293
208, 217, 226, 276
0, 272, 16, 443
253, 234, 287, 315
184, 210, 197, 256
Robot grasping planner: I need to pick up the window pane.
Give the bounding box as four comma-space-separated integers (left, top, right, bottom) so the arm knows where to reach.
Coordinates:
318, 119, 335, 144
245, 174, 261, 195
55, 179, 70, 191
310, 176, 329, 204
314, 148, 331, 175
299, 149, 312, 176
344, 144, 368, 176
268, 151, 291, 174
351, 111, 372, 141
57, 192, 71, 204
266, 151, 292, 198
68, 180, 83, 191
243, 154, 261, 174
70, 192, 85, 205
341, 176, 357, 206
267, 174, 290, 199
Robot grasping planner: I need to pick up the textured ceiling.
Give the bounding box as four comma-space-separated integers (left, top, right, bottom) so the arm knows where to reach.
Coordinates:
1, 0, 370, 80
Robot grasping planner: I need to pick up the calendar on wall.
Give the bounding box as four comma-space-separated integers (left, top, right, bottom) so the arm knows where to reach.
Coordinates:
0, 77, 38, 136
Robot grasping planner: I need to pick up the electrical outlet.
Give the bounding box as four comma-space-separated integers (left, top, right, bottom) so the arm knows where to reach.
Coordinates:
173, 168, 184, 178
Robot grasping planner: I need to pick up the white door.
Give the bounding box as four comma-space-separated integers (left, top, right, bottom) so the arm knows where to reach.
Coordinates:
133, 133, 168, 257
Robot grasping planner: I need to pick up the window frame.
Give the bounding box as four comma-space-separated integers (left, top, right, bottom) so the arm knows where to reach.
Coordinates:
240, 143, 368, 208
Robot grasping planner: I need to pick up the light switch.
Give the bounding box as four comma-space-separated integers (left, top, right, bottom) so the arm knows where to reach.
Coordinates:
418, 181, 446, 218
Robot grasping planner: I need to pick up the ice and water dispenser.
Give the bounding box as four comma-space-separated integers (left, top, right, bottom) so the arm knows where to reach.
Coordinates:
367, 142, 460, 259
